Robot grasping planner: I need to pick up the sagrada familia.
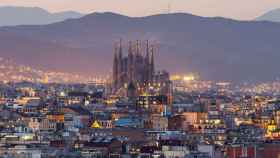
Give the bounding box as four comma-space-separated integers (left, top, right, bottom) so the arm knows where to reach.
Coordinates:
113, 40, 154, 92
111, 40, 173, 109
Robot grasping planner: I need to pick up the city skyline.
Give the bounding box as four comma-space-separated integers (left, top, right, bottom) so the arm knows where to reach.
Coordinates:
1, 0, 280, 20
1, 1, 280, 158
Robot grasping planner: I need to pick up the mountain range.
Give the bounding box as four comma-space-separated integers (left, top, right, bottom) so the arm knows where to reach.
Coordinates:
0, 6, 84, 26
0, 12, 280, 83
256, 8, 280, 22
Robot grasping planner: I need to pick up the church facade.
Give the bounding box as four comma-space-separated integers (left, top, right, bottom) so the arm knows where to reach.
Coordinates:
112, 39, 172, 105
113, 40, 155, 92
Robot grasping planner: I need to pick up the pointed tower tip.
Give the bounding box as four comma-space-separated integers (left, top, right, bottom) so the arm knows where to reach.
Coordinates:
113, 41, 118, 54
119, 38, 123, 46
118, 38, 123, 57
146, 40, 150, 59
128, 40, 133, 55
151, 44, 155, 66
136, 40, 140, 55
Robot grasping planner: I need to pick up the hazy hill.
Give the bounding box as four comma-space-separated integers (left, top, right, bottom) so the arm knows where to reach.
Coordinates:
0, 6, 84, 26
0, 12, 280, 83
256, 8, 280, 22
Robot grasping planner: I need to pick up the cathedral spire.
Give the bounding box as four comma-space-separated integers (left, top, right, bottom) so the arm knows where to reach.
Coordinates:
128, 40, 133, 56
119, 38, 123, 59
113, 42, 119, 63
128, 41, 134, 82
117, 38, 123, 88
150, 44, 155, 74
145, 40, 150, 64
136, 40, 140, 56
145, 40, 151, 82
113, 42, 119, 91
118, 38, 123, 72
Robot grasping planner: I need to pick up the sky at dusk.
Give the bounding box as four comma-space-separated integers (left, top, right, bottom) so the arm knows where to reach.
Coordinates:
0, 0, 280, 20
